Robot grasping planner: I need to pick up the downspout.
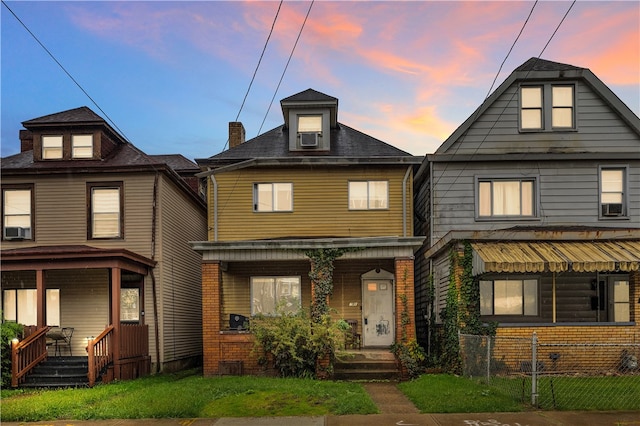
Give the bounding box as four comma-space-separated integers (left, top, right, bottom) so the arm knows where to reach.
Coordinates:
210, 174, 218, 242
402, 166, 411, 237
150, 172, 161, 373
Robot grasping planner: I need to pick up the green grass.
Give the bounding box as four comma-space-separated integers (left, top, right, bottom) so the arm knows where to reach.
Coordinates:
399, 374, 527, 413
0, 370, 377, 422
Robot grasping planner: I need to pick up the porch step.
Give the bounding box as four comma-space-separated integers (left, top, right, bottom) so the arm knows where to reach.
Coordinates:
22, 356, 89, 388
333, 350, 399, 381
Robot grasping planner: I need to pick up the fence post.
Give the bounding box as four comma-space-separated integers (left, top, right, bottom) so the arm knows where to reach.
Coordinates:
486, 336, 491, 384
531, 332, 538, 407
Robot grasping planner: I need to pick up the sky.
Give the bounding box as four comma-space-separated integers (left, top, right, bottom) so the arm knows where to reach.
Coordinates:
2, 1, 639, 161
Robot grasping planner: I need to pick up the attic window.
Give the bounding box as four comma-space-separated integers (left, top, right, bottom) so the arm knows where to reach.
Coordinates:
297, 115, 322, 147
72, 134, 93, 158
42, 135, 63, 159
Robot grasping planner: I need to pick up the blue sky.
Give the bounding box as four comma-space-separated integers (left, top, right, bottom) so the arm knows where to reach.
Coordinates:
2, 1, 639, 161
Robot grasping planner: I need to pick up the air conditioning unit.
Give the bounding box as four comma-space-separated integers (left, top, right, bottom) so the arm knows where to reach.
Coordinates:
298, 132, 319, 147
602, 203, 623, 216
4, 226, 27, 240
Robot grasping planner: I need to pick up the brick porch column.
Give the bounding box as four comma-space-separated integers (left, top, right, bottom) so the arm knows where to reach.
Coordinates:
630, 270, 640, 323
202, 261, 221, 376
394, 257, 416, 342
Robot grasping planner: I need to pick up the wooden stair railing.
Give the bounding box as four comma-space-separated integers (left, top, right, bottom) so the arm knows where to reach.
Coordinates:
11, 326, 49, 387
87, 325, 114, 387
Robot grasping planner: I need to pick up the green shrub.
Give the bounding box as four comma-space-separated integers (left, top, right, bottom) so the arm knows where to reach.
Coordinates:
1, 317, 24, 387
251, 308, 349, 378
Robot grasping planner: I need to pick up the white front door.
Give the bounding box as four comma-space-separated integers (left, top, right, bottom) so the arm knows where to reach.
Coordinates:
362, 279, 394, 347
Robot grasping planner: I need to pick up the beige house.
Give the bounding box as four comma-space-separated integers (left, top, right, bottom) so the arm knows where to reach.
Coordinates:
193, 89, 425, 376
2, 107, 207, 387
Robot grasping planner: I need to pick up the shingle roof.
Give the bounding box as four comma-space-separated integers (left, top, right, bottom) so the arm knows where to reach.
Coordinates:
22, 106, 105, 126
515, 57, 584, 72
280, 89, 338, 103
149, 154, 198, 171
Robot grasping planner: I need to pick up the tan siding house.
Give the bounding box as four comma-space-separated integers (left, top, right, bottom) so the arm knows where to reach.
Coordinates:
193, 89, 424, 377
2, 107, 207, 387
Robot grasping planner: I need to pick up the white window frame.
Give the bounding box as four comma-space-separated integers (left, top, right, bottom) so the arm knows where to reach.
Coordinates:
42, 135, 63, 159
520, 83, 576, 131
476, 177, 537, 219
2, 187, 33, 240
599, 166, 627, 219
253, 183, 293, 212
2, 289, 60, 326
480, 278, 538, 316
250, 276, 301, 316
348, 180, 389, 210
89, 183, 123, 239
72, 134, 93, 159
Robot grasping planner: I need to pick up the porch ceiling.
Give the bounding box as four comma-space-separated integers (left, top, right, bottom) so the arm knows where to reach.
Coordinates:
471, 240, 640, 274
1, 245, 156, 274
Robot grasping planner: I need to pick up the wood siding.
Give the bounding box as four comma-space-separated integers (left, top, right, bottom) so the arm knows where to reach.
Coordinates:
440, 82, 639, 155
431, 159, 640, 242
209, 166, 413, 241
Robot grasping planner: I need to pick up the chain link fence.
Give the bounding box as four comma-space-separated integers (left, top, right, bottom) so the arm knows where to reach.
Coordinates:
459, 333, 640, 410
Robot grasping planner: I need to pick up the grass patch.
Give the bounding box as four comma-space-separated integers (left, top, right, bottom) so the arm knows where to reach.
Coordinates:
1, 371, 376, 422
399, 374, 527, 413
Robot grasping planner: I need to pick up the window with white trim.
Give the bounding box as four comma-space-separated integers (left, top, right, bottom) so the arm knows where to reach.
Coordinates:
477, 178, 535, 218
72, 134, 93, 158
253, 183, 292, 212
2, 289, 60, 326
480, 279, 538, 316
348, 181, 388, 210
520, 84, 575, 131
599, 167, 626, 218
251, 276, 301, 316
2, 187, 33, 240
42, 135, 63, 159
89, 183, 123, 238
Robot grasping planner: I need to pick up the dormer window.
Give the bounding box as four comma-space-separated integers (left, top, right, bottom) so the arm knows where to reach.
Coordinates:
520, 83, 576, 131
297, 115, 322, 147
42, 135, 63, 159
72, 134, 93, 158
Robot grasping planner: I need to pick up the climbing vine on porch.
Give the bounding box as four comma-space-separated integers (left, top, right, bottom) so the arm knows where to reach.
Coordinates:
304, 248, 351, 323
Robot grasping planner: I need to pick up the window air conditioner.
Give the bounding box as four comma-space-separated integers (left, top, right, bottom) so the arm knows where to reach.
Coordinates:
298, 132, 319, 147
602, 203, 623, 216
4, 226, 26, 240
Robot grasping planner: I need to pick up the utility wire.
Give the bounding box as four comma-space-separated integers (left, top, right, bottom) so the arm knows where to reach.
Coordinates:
2, 0, 130, 143
221, 0, 284, 152
257, 0, 314, 135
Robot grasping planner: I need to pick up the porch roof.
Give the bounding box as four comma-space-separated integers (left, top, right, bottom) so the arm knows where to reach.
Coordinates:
1, 245, 156, 274
471, 240, 640, 274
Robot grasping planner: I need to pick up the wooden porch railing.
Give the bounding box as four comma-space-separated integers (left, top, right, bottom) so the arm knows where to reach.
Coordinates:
11, 326, 49, 387
87, 325, 114, 387
120, 324, 149, 359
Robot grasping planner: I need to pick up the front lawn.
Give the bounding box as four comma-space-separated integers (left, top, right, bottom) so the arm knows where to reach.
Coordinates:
0, 370, 377, 422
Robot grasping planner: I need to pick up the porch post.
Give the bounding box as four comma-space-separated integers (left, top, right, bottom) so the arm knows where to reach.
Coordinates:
202, 261, 222, 376
36, 269, 46, 328
111, 267, 122, 379
394, 257, 416, 342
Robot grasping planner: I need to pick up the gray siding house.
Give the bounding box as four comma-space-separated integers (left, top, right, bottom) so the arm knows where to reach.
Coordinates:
414, 58, 640, 367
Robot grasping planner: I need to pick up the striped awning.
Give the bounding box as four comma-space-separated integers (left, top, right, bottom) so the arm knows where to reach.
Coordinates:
471, 240, 640, 274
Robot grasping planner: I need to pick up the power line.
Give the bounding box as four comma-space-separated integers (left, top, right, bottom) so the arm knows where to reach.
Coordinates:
1, 0, 130, 143
257, 0, 314, 136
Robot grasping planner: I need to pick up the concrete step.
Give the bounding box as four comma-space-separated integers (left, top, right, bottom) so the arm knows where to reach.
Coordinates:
333, 350, 399, 380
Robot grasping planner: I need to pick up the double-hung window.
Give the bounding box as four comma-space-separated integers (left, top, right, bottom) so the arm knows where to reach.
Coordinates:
3, 289, 60, 326
599, 167, 627, 218
42, 135, 63, 159
88, 182, 123, 239
251, 276, 301, 316
254, 183, 292, 212
477, 178, 535, 218
72, 134, 93, 159
480, 279, 538, 316
2, 186, 33, 240
348, 181, 388, 210
520, 84, 575, 131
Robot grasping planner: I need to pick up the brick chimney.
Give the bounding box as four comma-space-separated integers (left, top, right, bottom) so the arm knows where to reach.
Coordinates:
229, 122, 245, 149
19, 130, 34, 152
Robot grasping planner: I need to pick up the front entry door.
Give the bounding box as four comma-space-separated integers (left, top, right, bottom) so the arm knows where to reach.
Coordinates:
362, 279, 394, 347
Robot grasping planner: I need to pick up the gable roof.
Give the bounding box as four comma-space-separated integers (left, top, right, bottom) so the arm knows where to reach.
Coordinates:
434, 57, 640, 156
280, 88, 338, 104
